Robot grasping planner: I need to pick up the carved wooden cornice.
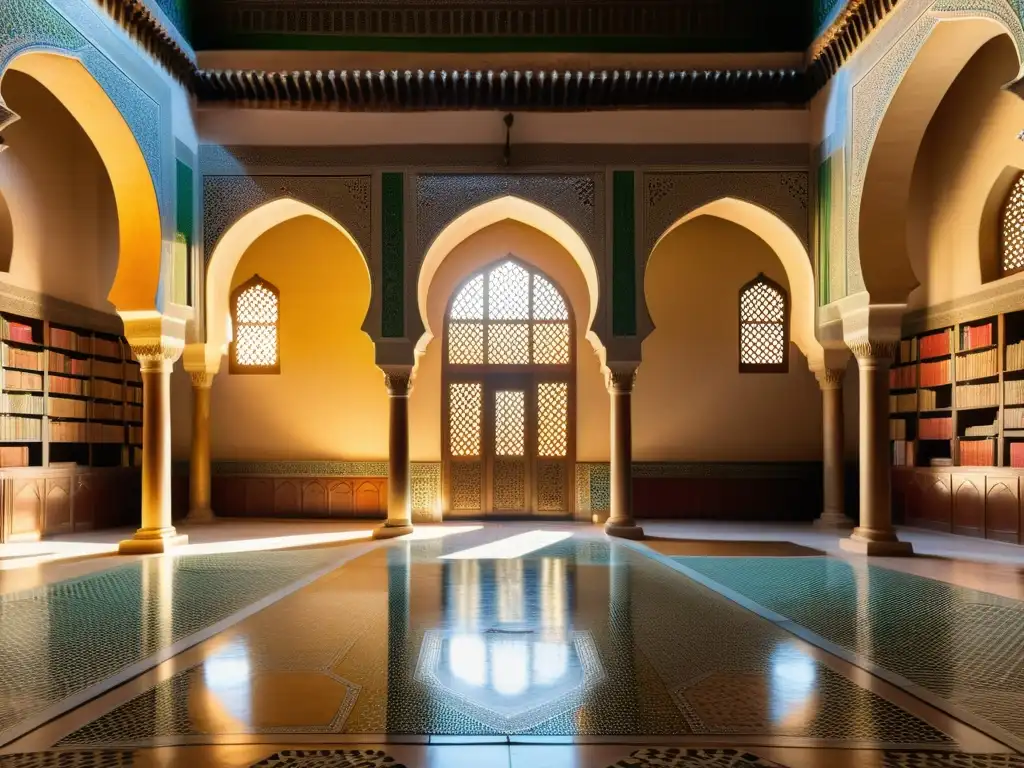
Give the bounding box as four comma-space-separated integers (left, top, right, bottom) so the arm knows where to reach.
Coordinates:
94, 0, 197, 88
807, 0, 901, 93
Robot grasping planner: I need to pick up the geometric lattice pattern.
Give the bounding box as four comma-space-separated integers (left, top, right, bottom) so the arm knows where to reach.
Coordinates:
608, 748, 785, 767
252, 751, 407, 768
533, 274, 569, 320
494, 390, 526, 456
450, 274, 484, 320
487, 323, 530, 365
448, 382, 482, 457
537, 461, 566, 511
1003, 174, 1024, 275
537, 382, 568, 457
533, 323, 571, 365
234, 280, 279, 368
488, 261, 530, 320
451, 460, 483, 510
493, 457, 527, 509
739, 277, 787, 367
448, 322, 484, 365
882, 755, 1024, 768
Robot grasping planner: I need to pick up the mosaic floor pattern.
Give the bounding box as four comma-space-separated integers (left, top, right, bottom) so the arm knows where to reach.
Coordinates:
57, 537, 951, 745
674, 557, 1024, 746
0, 549, 350, 743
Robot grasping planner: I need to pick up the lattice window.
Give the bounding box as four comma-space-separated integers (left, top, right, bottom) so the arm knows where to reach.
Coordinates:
449, 322, 484, 365
533, 323, 570, 365
449, 382, 483, 457
488, 261, 530, 320
451, 274, 485, 320
1002, 174, 1024, 275
739, 274, 788, 373
231, 275, 280, 374
487, 323, 530, 365
494, 390, 526, 456
537, 382, 568, 457
533, 274, 569, 320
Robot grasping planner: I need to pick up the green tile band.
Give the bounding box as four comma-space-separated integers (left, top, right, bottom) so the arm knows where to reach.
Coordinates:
381, 172, 405, 338
816, 157, 831, 307
175, 159, 194, 306
612, 170, 637, 336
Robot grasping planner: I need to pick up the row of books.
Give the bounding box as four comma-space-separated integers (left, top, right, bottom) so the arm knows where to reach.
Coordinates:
129, 425, 142, 444
959, 439, 995, 467
125, 365, 141, 383
1007, 408, 1024, 429
1008, 340, 1024, 372
91, 402, 123, 421
957, 382, 999, 409
892, 440, 915, 467
49, 377, 88, 396
4, 370, 42, 391
49, 422, 128, 443
890, 365, 917, 390
127, 404, 142, 422
1007, 380, 1024, 405
92, 424, 128, 443
889, 419, 908, 440
93, 337, 122, 360
48, 398, 86, 419
0, 416, 42, 441
2, 344, 43, 371
0, 319, 34, 344
0, 446, 29, 467
890, 392, 918, 413
1012, 442, 1024, 469
921, 359, 952, 387
964, 421, 999, 437
93, 380, 123, 401
960, 323, 994, 352
48, 351, 89, 376
920, 388, 939, 410
92, 360, 123, 380
0, 393, 43, 415
898, 338, 918, 365
50, 327, 89, 353
127, 386, 142, 405
921, 329, 952, 359
956, 348, 998, 382
920, 416, 953, 439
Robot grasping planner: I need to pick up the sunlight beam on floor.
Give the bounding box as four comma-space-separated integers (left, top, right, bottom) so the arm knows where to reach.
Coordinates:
440, 530, 572, 560
177, 529, 374, 555
406, 525, 483, 541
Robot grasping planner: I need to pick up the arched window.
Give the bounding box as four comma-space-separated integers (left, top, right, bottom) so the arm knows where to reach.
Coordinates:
230, 275, 280, 374
1001, 174, 1024, 275
739, 273, 789, 373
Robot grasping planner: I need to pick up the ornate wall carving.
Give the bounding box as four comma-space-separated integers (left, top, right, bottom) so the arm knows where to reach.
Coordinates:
847, 0, 1024, 293
642, 171, 809, 258
415, 173, 602, 267
203, 175, 372, 261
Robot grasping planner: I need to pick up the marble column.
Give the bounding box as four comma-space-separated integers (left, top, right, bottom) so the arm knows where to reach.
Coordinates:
119, 342, 188, 554
186, 371, 215, 524
605, 369, 644, 540
840, 342, 913, 556
374, 369, 414, 539
814, 367, 852, 528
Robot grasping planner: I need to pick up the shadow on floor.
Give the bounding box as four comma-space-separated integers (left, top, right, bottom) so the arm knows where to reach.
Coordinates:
641, 538, 825, 557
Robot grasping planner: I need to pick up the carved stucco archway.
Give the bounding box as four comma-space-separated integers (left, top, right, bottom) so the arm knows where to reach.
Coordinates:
849, 0, 1024, 303
204, 196, 372, 357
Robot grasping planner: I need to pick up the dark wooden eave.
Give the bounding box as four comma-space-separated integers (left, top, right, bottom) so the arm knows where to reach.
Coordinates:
808, 0, 901, 91
194, 67, 807, 109
95, 0, 195, 87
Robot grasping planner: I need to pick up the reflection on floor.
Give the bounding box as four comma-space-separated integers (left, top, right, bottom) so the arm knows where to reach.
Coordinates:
1, 521, 1023, 767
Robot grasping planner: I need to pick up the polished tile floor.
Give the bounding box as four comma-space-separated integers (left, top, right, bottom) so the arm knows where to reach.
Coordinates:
1, 521, 1023, 767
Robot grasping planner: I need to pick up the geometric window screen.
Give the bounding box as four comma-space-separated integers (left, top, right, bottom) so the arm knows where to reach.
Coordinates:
537, 381, 568, 457
739, 273, 789, 373
494, 389, 526, 456
449, 382, 483, 457
1002, 174, 1024, 275
447, 259, 571, 367
231, 275, 280, 374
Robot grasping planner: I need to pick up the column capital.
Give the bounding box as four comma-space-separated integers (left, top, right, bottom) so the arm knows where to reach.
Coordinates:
382, 365, 414, 397
189, 370, 215, 389
849, 340, 899, 364
814, 367, 845, 390
120, 312, 186, 373
605, 364, 638, 394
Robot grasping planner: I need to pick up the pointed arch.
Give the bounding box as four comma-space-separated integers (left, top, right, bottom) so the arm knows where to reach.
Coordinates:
205, 198, 371, 356
649, 197, 823, 368
2, 51, 162, 312
417, 195, 603, 357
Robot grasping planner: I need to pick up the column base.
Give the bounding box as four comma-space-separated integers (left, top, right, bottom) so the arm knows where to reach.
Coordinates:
185, 509, 216, 525
591, 512, 609, 525
839, 528, 913, 557
813, 511, 854, 529
605, 522, 645, 540
118, 528, 189, 555
373, 523, 414, 540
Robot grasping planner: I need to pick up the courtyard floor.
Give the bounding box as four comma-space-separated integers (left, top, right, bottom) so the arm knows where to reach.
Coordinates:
1, 519, 1023, 767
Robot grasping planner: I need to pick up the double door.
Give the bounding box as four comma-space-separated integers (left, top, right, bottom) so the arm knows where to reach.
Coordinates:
444, 374, 573, 518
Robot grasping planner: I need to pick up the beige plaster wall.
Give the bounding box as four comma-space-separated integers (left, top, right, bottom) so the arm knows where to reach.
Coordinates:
171, 215, 388, 461
411, 219, 609, 462
637, 215, 822, 461
907, 36, 1024, 310
0, 71, 119, 312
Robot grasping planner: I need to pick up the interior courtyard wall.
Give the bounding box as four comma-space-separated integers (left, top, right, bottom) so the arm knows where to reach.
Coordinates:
170, 214, 388, 461
637, 215, 822, 461
0, 71, 119, 313
412, 219, 609, 463
906, 36, 1024, 311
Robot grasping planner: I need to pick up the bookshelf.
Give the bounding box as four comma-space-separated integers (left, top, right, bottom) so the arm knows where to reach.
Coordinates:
0, 313, 142, 470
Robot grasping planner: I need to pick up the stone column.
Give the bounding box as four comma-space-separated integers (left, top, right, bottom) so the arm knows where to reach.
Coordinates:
840, 342, 913, 556
814, 367, 852, 528
605, 369, 644, 540
186, 371, 215, 524
119, 339, 187, 554
374, 368, 414, 539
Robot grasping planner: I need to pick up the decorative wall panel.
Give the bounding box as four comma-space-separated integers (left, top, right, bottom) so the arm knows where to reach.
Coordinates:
381, 172, 405, 338
203, 175, 371, 261
612, 170, 637, 336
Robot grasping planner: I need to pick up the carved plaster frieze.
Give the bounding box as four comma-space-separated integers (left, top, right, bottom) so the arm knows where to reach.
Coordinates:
643, 171, 809, 256
415, 173, 602, 264
203, 175, 372, 261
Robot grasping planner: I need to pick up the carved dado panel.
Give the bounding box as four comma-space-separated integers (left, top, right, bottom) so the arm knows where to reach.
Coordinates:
642, 171, 809, 257
0, 0, 169, 211
415, 174, 602, 265
847, 0, 1024, 293
203, 175, 372, 261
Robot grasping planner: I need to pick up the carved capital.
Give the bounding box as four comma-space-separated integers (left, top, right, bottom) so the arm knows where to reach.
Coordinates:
382, 366, 414, 397
814, 368, 845, 391
121, 312, 187, 373
189, 371, 215, 389
133, 341, 185, 373
606, 369, 637, 394
849, 340, 899, 363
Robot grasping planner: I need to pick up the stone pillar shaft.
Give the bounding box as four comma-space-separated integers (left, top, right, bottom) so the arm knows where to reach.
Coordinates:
187, 373, 214, 523
815, 369, 850, 528
605, 370, 644, 540
375, 370, 414, 539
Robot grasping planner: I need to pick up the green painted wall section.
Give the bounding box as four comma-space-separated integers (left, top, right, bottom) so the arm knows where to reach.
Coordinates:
815, 158, 831, 307
175, 159, 194, 306
381, 173, 405, 339
612, 170, 637, 337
